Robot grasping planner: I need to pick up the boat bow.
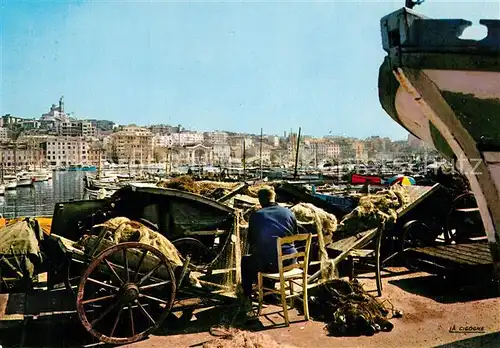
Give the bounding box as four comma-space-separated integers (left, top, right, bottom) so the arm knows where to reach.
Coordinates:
378, 7, 500, 271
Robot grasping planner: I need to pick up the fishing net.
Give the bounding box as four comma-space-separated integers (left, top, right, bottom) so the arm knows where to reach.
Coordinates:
291, 203, 338, 280
157, 175, 202, 194
291, 203, 338, 235
308, 279, 397, 336
157, 176, 242, 199
241, 183, 276, 198
337, 184, 410, 235
91, 217, 184, 267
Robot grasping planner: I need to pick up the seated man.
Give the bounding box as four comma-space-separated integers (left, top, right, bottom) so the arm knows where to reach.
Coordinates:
240, 186, 299, 306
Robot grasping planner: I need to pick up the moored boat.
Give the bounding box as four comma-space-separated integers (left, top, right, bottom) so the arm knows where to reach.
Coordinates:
33, 170, 52, 182
0, 184, 4, 195
16, 177, 34, 187
5, 181, 17, 190
378, 5, 500, 274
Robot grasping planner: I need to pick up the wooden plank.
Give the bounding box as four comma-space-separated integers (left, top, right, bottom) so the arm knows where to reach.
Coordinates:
328, 228, 378, 252
412, 245, 493, 265
397, 184, 440, 217
217, 183, 248, 203
412, 247, 478, 265
432, 246, 492, 264
411, 248, 479, 266
184, 230, 228, 236
307, 227, 378, 284
439, 243, 492, 258
234, 214, 242, 285
0, 293, 25, 324
422, 246, 486, 264
434, 244, 490, 259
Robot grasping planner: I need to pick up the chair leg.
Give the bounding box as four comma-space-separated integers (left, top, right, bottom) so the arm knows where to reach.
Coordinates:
257, 273, 264, 315
280, 280, 289, 326
303, 275, 310, 321
376, 247, 382, 297
348, 255, 355, 280
289, 280, 294, 308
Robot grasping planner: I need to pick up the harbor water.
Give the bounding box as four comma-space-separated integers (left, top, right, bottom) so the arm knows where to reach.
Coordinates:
0, 171, 86, 218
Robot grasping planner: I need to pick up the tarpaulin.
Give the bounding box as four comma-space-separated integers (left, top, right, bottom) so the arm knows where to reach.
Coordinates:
0, 218, 44, 288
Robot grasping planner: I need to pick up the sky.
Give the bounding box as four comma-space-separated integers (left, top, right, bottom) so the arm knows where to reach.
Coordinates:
1, 0, 498, 140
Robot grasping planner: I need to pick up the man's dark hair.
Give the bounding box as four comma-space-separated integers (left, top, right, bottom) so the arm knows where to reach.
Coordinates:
258, 186, 276, 206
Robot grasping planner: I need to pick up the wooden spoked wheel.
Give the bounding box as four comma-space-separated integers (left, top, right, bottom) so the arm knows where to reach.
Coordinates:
76, 242, 177, 345
401, 220, 435, 251
445, 192, 483, 244
400, 220, 434, 270
172, 237, 215, 271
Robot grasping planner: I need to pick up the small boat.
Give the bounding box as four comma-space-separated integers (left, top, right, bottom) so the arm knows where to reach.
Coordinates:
85, 188, 115, 200
16, 171, 35, 187
33, 170, 52, 182
351, 173, 383, 185
17, 177, 34, 187
5, 181, 17, 190
0, 184, 4, 195
69, 164, 97, 171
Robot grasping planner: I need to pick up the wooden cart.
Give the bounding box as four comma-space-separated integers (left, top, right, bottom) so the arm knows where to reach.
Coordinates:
1, 186, 245, 345
45, 227, 238, 345
306, 184, 442, 290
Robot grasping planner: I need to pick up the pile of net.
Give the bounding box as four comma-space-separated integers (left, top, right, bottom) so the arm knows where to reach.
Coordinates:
308, 279, 397, 336
337, 184, 410, 235
291, 203, 338, 235
203, 328, 298, 348
75, 217, 201, 286
157, 176, 239, 199
291, 203, 338, 279
241, 183, 276, 198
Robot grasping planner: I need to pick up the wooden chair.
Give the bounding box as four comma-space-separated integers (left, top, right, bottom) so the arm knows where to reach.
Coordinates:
257, 233, 312, 326
347, 224, 384, 297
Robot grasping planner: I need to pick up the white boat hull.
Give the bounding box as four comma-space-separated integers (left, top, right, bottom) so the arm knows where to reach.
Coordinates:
34, 174, 51, 182
5, 181, 17, 190
17, 179, 33, 187
378, 7, 500, 275
0, 185, 4, 195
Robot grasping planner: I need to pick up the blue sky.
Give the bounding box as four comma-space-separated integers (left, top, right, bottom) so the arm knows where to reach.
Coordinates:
1, 0, 498, 139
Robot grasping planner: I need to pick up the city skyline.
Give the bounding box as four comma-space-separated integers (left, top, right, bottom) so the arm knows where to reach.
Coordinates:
2, 1, 495, 139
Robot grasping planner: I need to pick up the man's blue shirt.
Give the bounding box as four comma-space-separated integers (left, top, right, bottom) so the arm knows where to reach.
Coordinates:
247, 203, 298, 263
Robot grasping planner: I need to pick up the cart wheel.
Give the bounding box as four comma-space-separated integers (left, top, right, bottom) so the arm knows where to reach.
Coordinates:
445, 192, 483, 244
401, 220, 433, 270
172, 237, 215, 271
64, 257, 86, 295
76, 242, 177, 345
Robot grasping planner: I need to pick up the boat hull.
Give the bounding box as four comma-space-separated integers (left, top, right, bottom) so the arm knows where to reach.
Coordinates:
17, 179, 34, 187
5, 181, 17, 190
378, 7, 500, 273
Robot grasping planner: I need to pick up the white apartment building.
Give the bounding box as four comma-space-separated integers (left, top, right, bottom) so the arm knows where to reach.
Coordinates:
267, 135, 280, 147
170, 132, 204, 146
212, 144, 231, 164
44, 136, 89, 167
81, 121, 97, 137
153, 134, 174, 148
246, 144, 272, 163
229, 135, 253, 148
0, 127, 8, 141
204, 131, 228, 145
57, 120, 96, 137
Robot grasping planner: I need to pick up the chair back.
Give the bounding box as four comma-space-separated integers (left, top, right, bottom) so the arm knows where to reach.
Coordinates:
276, 233, 312, 277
